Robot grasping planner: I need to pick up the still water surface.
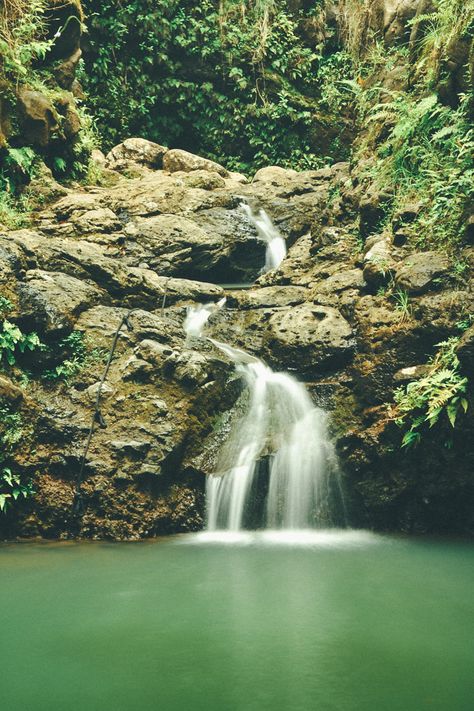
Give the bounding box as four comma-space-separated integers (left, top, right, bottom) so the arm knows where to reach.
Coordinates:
1, 530, 473, 711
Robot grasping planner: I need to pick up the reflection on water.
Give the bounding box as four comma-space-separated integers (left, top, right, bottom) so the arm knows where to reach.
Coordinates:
1, 534, 473, 711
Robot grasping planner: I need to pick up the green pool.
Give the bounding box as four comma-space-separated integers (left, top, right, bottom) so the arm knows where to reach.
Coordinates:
1, 530, 473, 711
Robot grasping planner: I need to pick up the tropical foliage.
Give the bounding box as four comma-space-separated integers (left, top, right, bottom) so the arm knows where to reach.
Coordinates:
391, 338, 469, 448
81, 0, 351, 172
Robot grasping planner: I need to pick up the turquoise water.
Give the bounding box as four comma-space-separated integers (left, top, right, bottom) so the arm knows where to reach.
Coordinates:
1, 530, 473, 711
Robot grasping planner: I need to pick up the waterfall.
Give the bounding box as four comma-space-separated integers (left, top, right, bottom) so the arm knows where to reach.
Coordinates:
205, 341, 343, 532
240, 203, 287, 272
184, 297, 226, 340
183, 214, 343, 533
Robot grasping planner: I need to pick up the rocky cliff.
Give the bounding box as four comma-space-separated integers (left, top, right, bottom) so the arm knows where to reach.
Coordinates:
0, 0, 473, 538
0, 140, 472, 538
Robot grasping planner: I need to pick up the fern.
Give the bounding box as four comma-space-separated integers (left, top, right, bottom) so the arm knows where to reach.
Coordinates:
391, 337, 469, 447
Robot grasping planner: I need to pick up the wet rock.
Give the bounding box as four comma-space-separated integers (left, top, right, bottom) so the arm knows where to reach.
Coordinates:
171, 352, 211, 386
163, 149, 229, 177
129, 212, 260, 282
395, 251, 450, 294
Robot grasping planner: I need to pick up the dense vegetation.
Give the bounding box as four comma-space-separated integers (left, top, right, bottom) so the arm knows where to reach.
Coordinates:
81, 0, 353, 172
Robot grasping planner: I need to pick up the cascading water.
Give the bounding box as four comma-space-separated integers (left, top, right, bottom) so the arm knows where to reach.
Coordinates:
184, 297, 226, 340
205, 342, 342, 532
183, 208, 343, 533
240, 203, 287, 272
183, 305, 343, 532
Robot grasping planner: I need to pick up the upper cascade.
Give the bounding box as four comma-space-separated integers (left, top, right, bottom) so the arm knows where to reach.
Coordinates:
240, 203, 287, 273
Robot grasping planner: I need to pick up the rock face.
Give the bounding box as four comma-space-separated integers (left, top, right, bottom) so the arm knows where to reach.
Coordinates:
1, 1, 86, 169
268, 305, 355, 372
163, 149, 230, 177
395, 252, 450, 294
0, 150, 473, 540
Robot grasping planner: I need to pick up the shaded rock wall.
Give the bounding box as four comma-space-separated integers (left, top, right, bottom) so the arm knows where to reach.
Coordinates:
0, 1, 87, 173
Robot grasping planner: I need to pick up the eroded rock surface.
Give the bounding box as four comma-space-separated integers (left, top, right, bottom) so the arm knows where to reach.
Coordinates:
0, 153, 473, 540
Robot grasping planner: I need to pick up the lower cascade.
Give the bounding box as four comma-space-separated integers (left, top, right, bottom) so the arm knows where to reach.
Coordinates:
184, 304, 344, 532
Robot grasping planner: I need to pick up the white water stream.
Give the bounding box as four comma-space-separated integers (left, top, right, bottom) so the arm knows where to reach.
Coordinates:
184, 297, 226, 340
184, 297, 343, 532
240, 203, 287, 272
206, 342, 340, 531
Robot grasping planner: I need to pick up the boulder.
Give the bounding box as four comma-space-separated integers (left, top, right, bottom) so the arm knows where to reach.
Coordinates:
130, 210, 265, 282
314, 269, 366, 295
395, 251, 450, 294
252, 166, 298, 183
18, 270, 105, 333
393, 364, 430, 383
363, 236, 395, 288
54, 47, 83, 90
106, 138, 168, 171
17, 89, 58, 148
227, 172, 248, 184
172, 170, 225, 190
71, 208, 122, 235
382, 0, 420, 46
228, 286, 309, 310
163, 149, 229, 177
267, 304, 355, 371
44, 0, 84, 60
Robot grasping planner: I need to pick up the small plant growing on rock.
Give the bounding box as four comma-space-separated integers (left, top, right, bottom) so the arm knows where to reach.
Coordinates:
0, 467, 34, 513
0, 298, 42, 367
42, 331, 108, 383
391, 337, 469, 447
392, 289, 412, 322
0, 403, 34, 513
